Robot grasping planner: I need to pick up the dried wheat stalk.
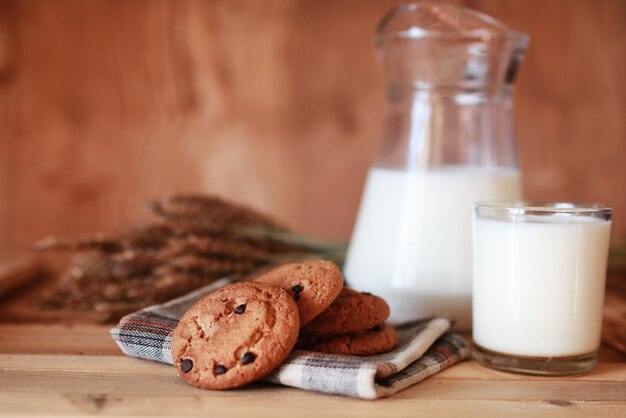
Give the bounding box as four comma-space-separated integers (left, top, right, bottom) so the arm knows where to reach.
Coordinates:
35, 193, 339, 323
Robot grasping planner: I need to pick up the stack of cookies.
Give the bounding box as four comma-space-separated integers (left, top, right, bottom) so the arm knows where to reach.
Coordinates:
171, 260, 397, 390
296, 288, 397, 355
256, 261, 397, 356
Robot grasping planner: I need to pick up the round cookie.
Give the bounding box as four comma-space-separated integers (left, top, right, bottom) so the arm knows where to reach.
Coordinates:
300, 324, 398, 356
254, 260, 343, 326
301, 287, 390, 336
171, 281, 299, 390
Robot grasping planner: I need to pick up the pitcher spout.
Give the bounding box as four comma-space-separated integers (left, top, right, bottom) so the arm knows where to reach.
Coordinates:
375, 2, 529, 92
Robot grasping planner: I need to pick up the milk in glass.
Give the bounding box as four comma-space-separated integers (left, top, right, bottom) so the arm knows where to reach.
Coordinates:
473, 214, 611, 357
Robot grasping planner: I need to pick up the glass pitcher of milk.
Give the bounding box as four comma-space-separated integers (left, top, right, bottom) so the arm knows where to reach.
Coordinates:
344, 3, 529, 330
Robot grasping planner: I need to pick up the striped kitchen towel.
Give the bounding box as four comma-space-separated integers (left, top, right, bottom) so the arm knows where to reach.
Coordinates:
110, 278, 470, 399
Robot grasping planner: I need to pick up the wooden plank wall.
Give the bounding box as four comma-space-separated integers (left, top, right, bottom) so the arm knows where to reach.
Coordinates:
0, 0, 624, 254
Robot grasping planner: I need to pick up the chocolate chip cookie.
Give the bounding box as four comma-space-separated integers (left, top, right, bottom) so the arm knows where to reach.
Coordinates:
254, 260, 343, 326
171, 281, 299, 390
300, 324, 398, 356
301, 287, 390, 336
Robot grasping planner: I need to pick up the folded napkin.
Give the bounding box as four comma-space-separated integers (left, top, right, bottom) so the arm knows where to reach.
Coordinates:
110, 278, 470, 399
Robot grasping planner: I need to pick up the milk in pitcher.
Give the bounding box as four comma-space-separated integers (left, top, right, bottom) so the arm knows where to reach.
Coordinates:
344, 166, 521, 328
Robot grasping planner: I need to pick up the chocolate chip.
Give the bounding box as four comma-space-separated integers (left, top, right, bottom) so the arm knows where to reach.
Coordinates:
361, 291, 372, 296
371, 325, 382, 332
180, 359, 193, 373
234, 304, 246, 314
293, 293, 300, 302
291, 284, 303, 294
241, 352, 256, 365
214, 364, 228, 375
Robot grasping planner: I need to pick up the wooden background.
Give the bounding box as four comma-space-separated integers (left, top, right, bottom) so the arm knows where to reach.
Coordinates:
0, 0, 624, 255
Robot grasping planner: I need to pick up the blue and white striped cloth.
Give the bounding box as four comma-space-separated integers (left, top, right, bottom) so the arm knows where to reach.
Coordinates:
110, 278, 470, 399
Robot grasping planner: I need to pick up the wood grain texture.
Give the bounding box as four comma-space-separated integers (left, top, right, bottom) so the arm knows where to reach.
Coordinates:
0, 0, 624, 255
0, 324, 624, 417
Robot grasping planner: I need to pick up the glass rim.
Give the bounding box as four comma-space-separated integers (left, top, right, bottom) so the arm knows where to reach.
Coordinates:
474, 200, 612, 216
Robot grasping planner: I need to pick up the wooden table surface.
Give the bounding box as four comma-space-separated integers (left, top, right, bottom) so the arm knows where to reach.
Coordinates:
0, 324, 624, 418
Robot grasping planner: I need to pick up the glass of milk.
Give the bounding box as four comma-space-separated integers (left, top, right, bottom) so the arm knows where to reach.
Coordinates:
473, 201, 612, 375
344, 3, 528, 329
